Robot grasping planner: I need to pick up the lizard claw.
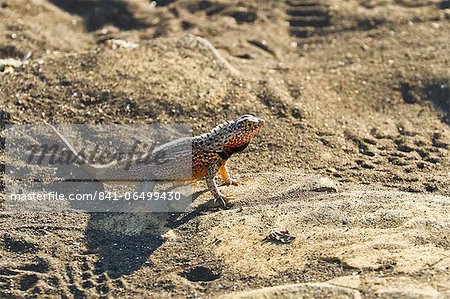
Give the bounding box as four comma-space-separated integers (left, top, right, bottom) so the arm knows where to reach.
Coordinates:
229, 180, 240, 186
228, 178, 250, 186
212, 194, 235, 208
211, 196, 227, 208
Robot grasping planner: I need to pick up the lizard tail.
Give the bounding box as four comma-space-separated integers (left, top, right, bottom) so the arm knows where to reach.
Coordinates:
45, 123, 103, 179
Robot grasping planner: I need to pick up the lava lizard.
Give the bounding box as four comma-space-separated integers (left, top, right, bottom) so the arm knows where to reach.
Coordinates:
46, 114, 265, 206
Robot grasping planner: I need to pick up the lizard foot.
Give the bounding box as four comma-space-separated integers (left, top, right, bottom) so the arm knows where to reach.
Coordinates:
227, 178, 250, 186
212, 194, 235, 208
228, 180, 240, 186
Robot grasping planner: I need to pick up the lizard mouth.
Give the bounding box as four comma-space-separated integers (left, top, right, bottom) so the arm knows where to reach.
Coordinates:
249, 118, 265, 137
255, 118, 265, 130
258, 118, 266, 127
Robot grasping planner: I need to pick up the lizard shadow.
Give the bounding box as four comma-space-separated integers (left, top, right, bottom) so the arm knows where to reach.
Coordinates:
6, 129, 222, 278
84, 212, 166, 279
4, 124, 227, 278
30, 164, 210, 279
83, 188, 216, 279
11, 149, 211, 279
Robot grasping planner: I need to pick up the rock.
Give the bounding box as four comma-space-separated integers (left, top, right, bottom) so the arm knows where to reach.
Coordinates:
363, 277, 446, 299
376, 286, 441, 299
327, 275, 361, 289
308, 176, 338, 192
108, 39, 139, 50
0, 57, 25, 73
162, 229, 178, 241
220, 283, 361, 299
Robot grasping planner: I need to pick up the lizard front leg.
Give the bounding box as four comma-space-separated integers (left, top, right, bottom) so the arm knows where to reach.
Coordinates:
219, 163, 239, 186
206, 161, 233, 207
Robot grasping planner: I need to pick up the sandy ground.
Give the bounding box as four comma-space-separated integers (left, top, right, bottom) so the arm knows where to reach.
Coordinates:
0, 0, 449, 298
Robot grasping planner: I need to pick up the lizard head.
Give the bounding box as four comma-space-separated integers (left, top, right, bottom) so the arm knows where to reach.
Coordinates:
200, 114, 265, 156
220, 114, 265, 154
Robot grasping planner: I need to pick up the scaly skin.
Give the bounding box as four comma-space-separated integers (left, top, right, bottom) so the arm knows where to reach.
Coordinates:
47, 114, 265, 207
191, 114, 265, 205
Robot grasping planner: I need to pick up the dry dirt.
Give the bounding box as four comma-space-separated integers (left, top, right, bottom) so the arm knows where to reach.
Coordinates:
0, 0, 449, 298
